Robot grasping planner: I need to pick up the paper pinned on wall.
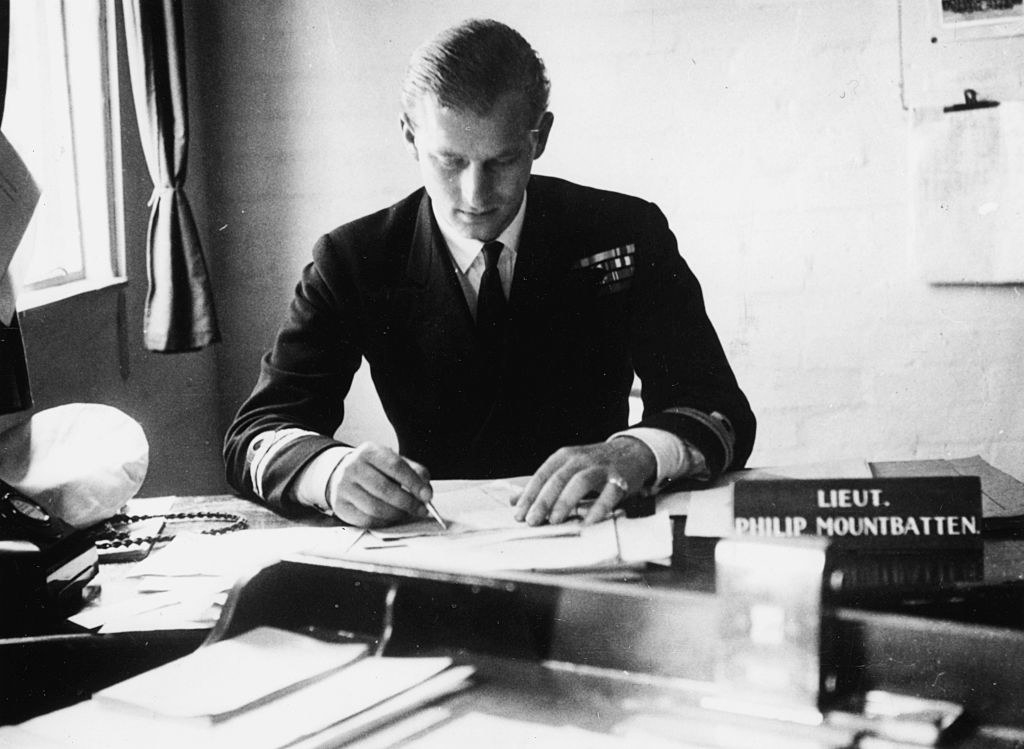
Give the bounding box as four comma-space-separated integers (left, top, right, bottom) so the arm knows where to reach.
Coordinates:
0, 132, 41, 325
911, 101, 1024, 284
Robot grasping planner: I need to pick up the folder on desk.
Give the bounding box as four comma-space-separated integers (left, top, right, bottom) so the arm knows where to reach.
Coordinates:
93, 626, 369, 722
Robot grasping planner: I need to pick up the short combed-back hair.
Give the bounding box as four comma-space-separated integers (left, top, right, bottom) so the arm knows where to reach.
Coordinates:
401, 19, 550, 127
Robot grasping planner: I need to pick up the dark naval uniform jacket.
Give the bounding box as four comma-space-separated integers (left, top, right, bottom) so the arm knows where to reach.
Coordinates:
224, 175, 756, 510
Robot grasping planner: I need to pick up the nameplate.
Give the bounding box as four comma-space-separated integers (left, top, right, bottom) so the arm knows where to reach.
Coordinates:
733, 476, 982, 548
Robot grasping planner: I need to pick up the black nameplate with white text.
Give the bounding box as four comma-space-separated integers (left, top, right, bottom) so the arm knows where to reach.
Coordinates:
733, 476, 982, 547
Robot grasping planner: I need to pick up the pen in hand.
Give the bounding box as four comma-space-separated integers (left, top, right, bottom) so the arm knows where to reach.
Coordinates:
423, 498, 448, 530
409, 480, 446, 530
398, 457, 445, 529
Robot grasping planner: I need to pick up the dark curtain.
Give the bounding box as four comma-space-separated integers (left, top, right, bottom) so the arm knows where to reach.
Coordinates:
0, 0, 33, 416
122, 0, 219, 352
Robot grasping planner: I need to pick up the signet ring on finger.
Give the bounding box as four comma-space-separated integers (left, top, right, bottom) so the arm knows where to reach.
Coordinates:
606, 475, 629, 494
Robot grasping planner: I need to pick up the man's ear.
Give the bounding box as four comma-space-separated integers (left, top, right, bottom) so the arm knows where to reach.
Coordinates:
400, 114, 418, 160
532, 111, 554, 160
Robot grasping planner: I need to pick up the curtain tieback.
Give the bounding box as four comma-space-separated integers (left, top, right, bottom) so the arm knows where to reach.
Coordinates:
147, 183, 180, 207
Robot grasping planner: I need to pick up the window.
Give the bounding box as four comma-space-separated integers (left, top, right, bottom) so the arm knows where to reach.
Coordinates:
3, 0, 122, 301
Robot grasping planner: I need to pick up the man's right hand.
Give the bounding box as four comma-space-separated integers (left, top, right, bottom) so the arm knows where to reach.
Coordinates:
304, 443, 432, 527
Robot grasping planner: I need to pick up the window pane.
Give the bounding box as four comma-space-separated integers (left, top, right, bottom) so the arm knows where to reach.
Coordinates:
3, 0, 114, 293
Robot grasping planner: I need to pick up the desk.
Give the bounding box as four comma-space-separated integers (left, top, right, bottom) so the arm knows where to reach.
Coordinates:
7, 488, 1024, 745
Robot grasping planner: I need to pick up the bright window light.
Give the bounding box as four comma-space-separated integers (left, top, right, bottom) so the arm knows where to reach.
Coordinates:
3, 0, 121, 296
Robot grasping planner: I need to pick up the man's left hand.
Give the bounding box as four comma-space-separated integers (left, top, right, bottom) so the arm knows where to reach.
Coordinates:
514, 437, 657, 526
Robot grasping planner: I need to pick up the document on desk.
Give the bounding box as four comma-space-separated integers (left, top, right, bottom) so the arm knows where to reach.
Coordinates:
72, 527, 362, 633
94, 626, 368, 721
370, 477, 529, 540
291, 477, 672, 573
307, 512, 672, 573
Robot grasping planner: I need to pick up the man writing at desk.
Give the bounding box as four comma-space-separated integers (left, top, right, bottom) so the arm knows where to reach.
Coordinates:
224, 19, 755, 528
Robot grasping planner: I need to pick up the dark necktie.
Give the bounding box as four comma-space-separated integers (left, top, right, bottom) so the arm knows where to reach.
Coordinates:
476, 240, 507, 353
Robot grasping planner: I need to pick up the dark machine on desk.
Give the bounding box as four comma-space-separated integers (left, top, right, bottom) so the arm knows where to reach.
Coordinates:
0, 478, 98, 637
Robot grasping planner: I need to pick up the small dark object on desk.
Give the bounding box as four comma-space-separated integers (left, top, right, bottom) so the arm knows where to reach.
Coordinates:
620, 492, 655, 518
89, 510, 249, 551
0, 479, 98, 637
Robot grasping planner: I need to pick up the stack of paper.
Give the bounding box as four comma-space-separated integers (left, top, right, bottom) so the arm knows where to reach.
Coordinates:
7, 627, 474, 749
300, 478, 674, 573
71, 526, 362, 633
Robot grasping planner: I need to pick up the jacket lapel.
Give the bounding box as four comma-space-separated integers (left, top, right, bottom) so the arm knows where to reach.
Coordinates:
387, 195, 497, 445
394, 195, 478, 354
506, 191, 570, 356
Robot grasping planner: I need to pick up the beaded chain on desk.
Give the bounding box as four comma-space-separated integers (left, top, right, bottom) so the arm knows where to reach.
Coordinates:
90, 511, 249, 550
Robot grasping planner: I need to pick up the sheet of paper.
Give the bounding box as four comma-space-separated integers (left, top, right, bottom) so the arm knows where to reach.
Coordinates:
911, 102, 1024, 283
127, 527, 361, 580
95, 591, 227, 633
337, 707, 452, 749
742, 459, 873, 481
674, 485, 735, 538
0, 132, 40, 324
70, 586, 219, 631
371, 477, 529, 540
288, 667, 473, 749
363, 520, 582, 550
95, 626, 368, 720
401, 712, 631, 749
210, 658, 459, 747
76, 527, 361, 632
330, 513, 671, 573
616, 513, 673, 564
303, 475, 670, 572
0, 725, 69, 748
